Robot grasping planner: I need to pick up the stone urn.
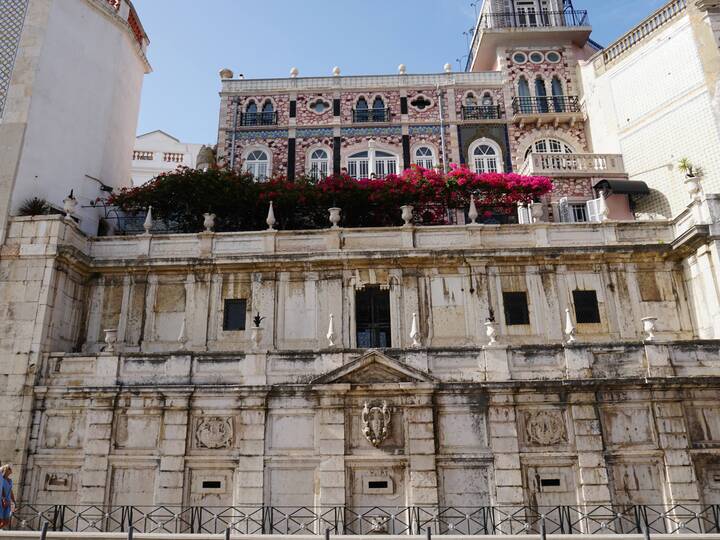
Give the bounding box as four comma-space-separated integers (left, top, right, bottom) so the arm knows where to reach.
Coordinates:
251, 326, 264, 350
63, 193, 78, 221
401, 205, 414, 227
684, 176, 702, 202
484, 321, 498, 346
641, 316, 658, 341
103, 328, 118, 353
530, 202, 544, 223
328, 207, 341, 228
203, 213, 215, 232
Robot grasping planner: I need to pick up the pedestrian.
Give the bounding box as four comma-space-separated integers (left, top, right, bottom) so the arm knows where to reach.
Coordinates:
0, 464, 15, 529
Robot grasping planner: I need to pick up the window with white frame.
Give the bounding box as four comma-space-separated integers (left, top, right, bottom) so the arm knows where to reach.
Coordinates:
347, 148, 399, 179
413, 146, 435, 168
525, 138, 574, 158
469, 140, 503, 173
243, 150, 270, 179
308, 149, 330, 180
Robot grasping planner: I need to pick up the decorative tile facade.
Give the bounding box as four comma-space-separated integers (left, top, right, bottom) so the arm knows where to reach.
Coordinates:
0, 0, 29, 120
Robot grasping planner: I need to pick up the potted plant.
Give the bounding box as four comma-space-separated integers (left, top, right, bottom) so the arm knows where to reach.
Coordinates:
679, 158, 702, 201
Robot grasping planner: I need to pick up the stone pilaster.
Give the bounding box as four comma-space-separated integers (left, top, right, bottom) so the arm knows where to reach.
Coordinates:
155, 393, 191, 505
407, 391, 439, 506
318, 390, 348, 506
236, 394, 267, 506
654, 398, 702, 506
78, 392, 117, 505
569, 396, 612, 510
488, 392, 524, 506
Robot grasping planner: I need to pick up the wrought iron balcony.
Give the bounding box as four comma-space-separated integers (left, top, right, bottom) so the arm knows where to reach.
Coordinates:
352, 108, 391, 123
461, 105, 502, 120
512, 96, 581, 115
480, 9, 589, 30
240, 111, 278, 126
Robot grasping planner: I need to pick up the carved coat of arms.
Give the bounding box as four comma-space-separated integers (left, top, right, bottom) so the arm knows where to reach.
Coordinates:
362, 401, 391, 448
196, 417, 233, 449
525, 410, 567, 447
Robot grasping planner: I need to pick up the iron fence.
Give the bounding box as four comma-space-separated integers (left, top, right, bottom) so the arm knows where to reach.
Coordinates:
8, 504, 720, 535
240, 111, 279, 126
461, 105, 502, 121
352, 108, 391, 123
480, 10, 589, 30
511, 96, 581, 116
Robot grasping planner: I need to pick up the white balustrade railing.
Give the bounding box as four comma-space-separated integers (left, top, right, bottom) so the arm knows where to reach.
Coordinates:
599, 0, 687, 66
520, 153, 626, 177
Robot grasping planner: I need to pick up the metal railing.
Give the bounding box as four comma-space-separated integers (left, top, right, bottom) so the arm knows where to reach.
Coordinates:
601, 0, 686, 65
480, 10, 589, 30
462, 105, 502, 120
240, 111, 278, 126
9, 504, 720, 535
352, 108, 391, 123
511, 96, 581, 115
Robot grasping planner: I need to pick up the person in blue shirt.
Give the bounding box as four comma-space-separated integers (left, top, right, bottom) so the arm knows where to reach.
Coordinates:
0, 465, 15, 529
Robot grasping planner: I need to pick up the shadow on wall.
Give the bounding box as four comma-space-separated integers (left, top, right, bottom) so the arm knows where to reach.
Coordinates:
635, 189, 673, 219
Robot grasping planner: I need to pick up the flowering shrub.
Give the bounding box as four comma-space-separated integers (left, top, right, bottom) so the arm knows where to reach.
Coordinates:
108, 165, 553, 232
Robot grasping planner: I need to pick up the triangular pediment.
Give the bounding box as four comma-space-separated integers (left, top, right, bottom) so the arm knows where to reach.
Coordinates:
313, 350, 434, 384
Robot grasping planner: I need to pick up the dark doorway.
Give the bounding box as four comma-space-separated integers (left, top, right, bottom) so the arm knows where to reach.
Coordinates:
356, 287, 391, 348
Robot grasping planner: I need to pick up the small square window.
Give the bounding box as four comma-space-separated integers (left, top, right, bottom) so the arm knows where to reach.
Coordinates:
573, 290, 601, 324
223, 299, 247, 331
503, 291, 530, 326
570, 203, 588, 222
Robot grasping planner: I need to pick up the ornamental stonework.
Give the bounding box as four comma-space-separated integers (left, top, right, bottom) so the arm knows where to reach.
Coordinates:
524, 410, 568, 447
195, 416, 234, 449
362, 401, 391, 448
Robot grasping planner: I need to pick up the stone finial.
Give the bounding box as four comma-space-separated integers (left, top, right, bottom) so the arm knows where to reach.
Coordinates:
642, 316, 658, 341
332, 66, 341, 76
401, 205, 414, 227
530, 202, 544, 223
63, 190, 78, 222
290, 67, 299, 78
327, 313, 337, 347
398, 64, 407, 75
468, 195, 479, 224
565, 308, 577, 344
103, 328, 118, 353
143, 206, 153, 235
266, 201, 276, 230
485, 320, 498, 346
444, 62, 453, 73
410, 312, 421, 348
219, 68, 234, 79
178, 319, 188, 350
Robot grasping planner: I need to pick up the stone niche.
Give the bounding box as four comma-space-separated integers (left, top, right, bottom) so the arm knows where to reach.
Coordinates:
438, 464, 491, 507
265, 465, 316, 507
608, 460, 666, 505
266, 410, 316, 454
188, 468, 235, 506
686, 405, 720, 447
110, 465, 157, 506
347, 464, 407, 509
437, 408, 488, 454
34, 468, 80, 505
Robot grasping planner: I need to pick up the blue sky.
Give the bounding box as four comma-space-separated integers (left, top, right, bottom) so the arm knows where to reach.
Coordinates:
132, 0, 667, 144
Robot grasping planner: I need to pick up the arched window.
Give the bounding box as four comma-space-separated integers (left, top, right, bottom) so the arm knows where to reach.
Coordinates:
481, 93, 494, 107
347, 148, 399, 179
517, 76, 532, 113
524, 138, 574, 159
308, 148, 330, 180
261, 101, 275, 125
465, 92, 477, 107
535, 78, 549, 113
469, 139, 503, 173
355, 97, 369, 122
243, 149, 270, 179
551, 76, 565, 112
243, 101, 258, 126
372, 96, 386, 122
246, 101, 257, 114
413, 146, 436, 168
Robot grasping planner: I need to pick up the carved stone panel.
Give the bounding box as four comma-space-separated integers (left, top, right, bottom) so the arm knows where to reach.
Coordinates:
362, 401, 391, 448
43, 414, 84, 449
195, 417, 234, 449
519, 409, 568, 449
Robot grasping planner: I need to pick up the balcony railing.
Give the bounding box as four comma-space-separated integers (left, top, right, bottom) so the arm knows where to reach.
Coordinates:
512, 96, 581, 116
462, 105, 502, 120
352, 108, 391, 123
521, 153, 626, 178
240, 111, 278, 126
480, 9, 589, 30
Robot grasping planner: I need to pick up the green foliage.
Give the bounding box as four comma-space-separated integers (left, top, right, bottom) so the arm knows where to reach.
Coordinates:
17, 197, 51, 216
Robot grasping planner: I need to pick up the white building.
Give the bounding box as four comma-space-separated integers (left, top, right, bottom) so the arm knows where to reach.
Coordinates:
0, 0, 151, 238
131, 130, 207, 186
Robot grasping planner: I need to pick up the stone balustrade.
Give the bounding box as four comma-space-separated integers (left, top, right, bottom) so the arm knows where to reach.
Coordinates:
40, 340, 720, 388
520, 153, 627, 178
